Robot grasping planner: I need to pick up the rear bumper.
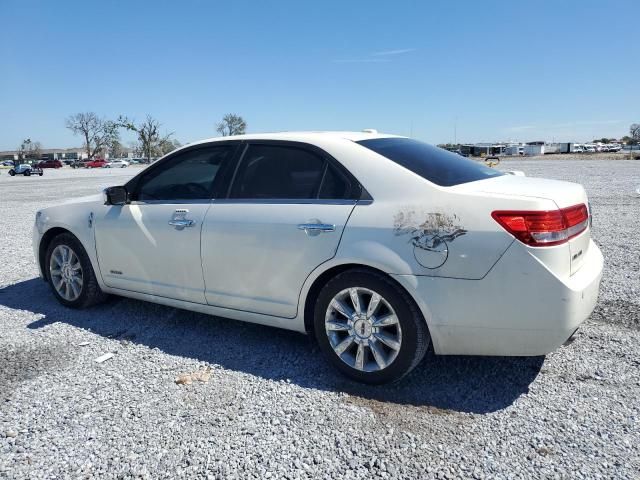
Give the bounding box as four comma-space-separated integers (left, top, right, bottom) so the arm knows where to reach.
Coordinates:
392, 239, 603, 356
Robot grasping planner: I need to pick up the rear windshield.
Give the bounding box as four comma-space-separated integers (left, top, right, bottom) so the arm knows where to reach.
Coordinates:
356, 138, 503, 187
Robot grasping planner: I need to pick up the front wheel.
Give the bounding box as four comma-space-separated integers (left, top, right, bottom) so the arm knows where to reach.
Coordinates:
8, 169, 15, 176
45, 233, 107, 308
314, 269, 429, 384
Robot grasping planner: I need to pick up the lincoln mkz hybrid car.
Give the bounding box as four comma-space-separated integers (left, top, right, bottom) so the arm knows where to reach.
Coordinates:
33, 131, 603, 383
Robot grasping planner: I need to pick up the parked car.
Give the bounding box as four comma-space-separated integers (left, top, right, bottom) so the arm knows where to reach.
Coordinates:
104, 160, 130, 168
36, 159, 63, 169
32, 132, 603, 384
84, 159, 107, 168
9, 164, 43, 176
70, 160, 86, 169
2, 160, 15, 166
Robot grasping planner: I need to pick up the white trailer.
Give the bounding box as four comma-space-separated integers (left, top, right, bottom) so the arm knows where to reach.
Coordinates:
524, 144, 545, 156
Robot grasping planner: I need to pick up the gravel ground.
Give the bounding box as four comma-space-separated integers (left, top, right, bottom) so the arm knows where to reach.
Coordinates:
0, 161, 638, 479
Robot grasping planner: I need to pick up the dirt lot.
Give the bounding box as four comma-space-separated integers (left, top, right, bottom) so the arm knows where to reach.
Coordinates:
0, 161, 638, 479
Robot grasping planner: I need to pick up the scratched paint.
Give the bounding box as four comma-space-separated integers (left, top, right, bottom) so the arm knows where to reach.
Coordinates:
393, 209, 467, 252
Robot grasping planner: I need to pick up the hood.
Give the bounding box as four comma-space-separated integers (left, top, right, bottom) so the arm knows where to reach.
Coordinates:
60, 193, 104, 206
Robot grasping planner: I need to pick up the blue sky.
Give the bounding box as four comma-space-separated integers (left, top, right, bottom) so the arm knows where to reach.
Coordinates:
1, 0, 638, 150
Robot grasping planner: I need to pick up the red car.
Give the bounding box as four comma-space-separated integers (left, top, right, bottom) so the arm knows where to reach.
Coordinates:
36, 159, 63, 169
84, 159, 107, 168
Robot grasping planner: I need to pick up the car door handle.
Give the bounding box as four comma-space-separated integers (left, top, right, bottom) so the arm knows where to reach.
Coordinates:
297, 223, 335, 236
168, 219, 195, 228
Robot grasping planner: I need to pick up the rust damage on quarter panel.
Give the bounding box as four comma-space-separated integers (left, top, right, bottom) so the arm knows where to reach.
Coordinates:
393, 209, 467, 252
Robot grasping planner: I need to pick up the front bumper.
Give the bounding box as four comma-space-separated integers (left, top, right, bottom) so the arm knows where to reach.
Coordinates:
392, 239, 604, 356
33, 222, 44, 279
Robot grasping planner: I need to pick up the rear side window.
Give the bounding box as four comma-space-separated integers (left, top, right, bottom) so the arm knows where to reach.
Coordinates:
319, 163, 351, 199
230, 145, 325, 199
357, 138, 503, 187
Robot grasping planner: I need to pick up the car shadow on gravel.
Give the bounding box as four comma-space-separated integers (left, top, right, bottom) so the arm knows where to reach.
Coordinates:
1, 278, 544, 414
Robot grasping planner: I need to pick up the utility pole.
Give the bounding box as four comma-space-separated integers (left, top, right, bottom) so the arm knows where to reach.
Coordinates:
454, 117, 457, 146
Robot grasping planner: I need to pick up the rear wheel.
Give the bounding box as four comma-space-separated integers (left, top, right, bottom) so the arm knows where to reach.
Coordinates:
314, 269, 429, 384
45, 233, 107, 308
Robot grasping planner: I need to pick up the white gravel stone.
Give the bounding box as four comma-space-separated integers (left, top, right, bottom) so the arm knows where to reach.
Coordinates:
0, 161, 638, 479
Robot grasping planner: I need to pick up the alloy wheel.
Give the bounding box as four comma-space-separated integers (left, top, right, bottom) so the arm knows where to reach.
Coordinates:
49, 244, 83, 301
325, 287, 402, 372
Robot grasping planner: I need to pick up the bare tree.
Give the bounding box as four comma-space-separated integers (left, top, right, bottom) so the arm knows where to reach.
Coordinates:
17, 138, 42, 162
119, 115, 173, 163
128, 141, 143, 158
66, 112, 120, 159
216, 113, 246, 136
628, 124, 640, 154
158, 138, 182, 156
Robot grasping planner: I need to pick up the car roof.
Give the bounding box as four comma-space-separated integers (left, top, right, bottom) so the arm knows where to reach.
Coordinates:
184, 130, 404, 148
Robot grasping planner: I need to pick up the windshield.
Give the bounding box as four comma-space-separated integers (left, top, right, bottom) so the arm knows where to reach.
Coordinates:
357, 138, 503, 187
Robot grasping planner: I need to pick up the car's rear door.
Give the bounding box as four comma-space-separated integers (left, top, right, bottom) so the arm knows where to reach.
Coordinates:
94, 143, 238, 303
201, 141, 361, 318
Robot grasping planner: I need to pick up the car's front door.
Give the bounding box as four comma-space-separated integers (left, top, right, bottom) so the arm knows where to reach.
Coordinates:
201, 142, 362, 318
94, 144, 237, 303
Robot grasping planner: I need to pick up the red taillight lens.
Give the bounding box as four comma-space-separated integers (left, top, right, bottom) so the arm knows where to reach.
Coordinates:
492, 204, 589, 247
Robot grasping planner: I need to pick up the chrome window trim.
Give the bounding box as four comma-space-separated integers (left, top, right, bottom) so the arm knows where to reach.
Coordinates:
212, 198, 361, 206
128, 199, 213, 205
128, 198, 372, 206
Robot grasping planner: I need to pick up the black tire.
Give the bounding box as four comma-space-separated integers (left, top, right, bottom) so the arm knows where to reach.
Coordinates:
39, 171, 43, 176
8, 170, 15, 176
24, 170, 31, 176
314, 268, 430, 384
45, 232, 108, 308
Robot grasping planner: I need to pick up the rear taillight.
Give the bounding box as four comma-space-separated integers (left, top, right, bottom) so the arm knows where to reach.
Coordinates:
492, 203, 589, 247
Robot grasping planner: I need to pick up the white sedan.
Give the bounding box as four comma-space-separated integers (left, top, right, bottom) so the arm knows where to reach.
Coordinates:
104, 160, 130, 168
32, 131, 603, 383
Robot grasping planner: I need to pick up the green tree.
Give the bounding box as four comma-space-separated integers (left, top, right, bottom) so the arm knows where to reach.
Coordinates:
108, 140, 127, 158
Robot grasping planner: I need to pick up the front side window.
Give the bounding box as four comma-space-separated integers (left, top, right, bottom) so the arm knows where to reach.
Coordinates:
357, 138, 503, 187
132, 146, 232, 201
230, 145, 326, 199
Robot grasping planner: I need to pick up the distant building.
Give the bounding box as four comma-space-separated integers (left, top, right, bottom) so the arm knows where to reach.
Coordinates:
461, 143, 506, 157
0, 147, 87, 162
0, 147, 141, 162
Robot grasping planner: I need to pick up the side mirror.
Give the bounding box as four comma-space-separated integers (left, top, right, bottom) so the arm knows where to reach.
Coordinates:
103, 186, 128, 206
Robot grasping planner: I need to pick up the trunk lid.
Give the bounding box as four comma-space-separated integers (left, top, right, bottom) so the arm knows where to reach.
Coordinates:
454, 175, 591, 275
